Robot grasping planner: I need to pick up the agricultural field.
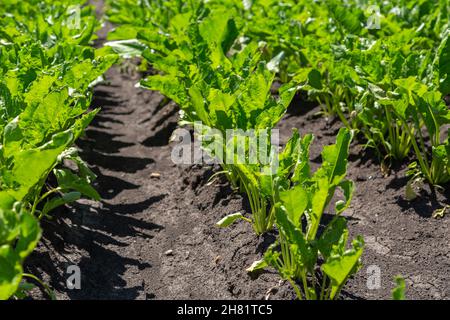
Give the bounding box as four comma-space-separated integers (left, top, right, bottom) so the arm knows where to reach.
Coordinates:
0, 0, 449, 302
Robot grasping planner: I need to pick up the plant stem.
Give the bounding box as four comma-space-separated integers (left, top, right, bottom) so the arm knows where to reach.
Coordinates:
22, 273, 55, 300
319, 275, 327, 300
31, 187, 62, 218
288, 277, 303, 300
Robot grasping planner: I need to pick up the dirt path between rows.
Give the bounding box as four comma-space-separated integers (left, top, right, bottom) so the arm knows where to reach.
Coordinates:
25, 0, 449, 300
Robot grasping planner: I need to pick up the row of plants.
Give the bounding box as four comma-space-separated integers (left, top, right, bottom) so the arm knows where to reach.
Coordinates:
0, 0, 116, 299
105, 1, 368, 300
243, 0, 449, 190
106, 0, 450, 189
103, 0, 449, 299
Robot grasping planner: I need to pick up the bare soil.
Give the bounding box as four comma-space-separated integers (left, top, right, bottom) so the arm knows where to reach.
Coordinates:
24, 1, 450, 300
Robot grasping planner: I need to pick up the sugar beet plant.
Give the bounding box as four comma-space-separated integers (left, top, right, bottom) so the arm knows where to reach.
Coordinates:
0, 0, 116, 299
247, 128, 362, 300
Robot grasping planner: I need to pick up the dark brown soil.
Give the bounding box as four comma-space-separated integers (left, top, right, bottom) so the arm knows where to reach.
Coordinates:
23, 1, 449, 300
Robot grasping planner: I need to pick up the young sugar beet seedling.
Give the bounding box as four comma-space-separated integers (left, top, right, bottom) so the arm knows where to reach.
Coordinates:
247, 128, 364, 300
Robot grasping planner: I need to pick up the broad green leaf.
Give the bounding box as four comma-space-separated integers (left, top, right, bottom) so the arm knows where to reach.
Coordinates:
0, 245, 22, 300
14, 211, 41, 260
308, 69, 323, 90
291, 133, 313, 184
278, 129, 301, 175
54, 169, 100, 201
317, 128, 352, 186
317, 217, 347, 260
279, 185, 308, 227
335, 180, 355, 214
0, 194, 21, 244
308, 177, 331, 240
189, 85, 210, 125
321, 236, 364, 299
199, 10, 237, 70
329, 2, 364, 35
5, 131, 73, 201
141, 75, 187, 107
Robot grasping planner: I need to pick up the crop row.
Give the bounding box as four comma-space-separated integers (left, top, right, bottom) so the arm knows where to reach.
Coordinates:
0, 0, 116, 299
103, 0, 449, 299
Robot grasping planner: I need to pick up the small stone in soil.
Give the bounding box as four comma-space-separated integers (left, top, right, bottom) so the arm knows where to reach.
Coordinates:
164, 249, 173, 256
151, 172, 161, 178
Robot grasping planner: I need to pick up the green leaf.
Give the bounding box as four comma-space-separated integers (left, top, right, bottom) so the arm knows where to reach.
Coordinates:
0, 245, 23, 300
321, 235, 364, 299
0, 195, 21, 244
438, 34, 450, 96
317, 217, 348, 260
141, 75, 187, 107
278, 129, 301, 175
308, 177, 331, 240
216, 212, 249, 228
275, 206, 316, 271
317, 128, 352, 186
199, 10, 237, 69
41, 192, 82, 218
4, 131, 73, 201
392, 276, 406, 300
279, 185, 308, 227
291, 134, 313, 184
308, 69, 323, 90
246, 259, 267, 273
335, 180, 355, 214
54, 169, 100, 201
14, 211, 41, 260
105, 39, 147, 58
189, 85, 211, 125
0, 197, 40, 300
329, 2, 364, 35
